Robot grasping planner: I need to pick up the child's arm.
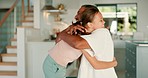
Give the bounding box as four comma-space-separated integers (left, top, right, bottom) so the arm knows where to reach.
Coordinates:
81, 50, 117, 70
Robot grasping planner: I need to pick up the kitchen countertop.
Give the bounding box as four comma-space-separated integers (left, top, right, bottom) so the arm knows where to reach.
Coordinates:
126, 40, 148, 46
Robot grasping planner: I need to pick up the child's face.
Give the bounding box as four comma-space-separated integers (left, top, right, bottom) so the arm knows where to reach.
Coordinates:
86, 12, 105, 33
91, 12, 105, 29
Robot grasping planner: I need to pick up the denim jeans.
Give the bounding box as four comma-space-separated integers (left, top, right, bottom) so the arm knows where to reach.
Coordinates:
43, 55, 66, 78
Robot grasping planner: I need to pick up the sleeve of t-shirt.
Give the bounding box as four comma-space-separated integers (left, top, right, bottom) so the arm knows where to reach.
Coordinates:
82, 29, 109, 57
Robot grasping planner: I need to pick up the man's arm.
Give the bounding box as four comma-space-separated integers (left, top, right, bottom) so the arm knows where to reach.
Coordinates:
56, 26, 91, 49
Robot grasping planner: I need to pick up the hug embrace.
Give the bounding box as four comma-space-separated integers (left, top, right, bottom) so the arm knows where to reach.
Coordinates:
43, 4, 118, 78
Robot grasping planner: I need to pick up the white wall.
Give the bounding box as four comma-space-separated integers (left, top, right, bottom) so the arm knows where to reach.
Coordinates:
137, 0, 148, 36
52, 0, 81, 24
0, 0, 15, 9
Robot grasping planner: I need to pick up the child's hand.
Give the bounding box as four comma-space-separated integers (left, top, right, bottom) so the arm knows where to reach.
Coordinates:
113, 57, 118, 67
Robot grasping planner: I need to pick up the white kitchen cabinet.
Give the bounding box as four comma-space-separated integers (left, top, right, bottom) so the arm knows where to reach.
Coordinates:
26, 41, 77, 78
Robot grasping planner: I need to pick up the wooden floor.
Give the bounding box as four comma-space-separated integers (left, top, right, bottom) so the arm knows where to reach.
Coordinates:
0, 71, 17, 76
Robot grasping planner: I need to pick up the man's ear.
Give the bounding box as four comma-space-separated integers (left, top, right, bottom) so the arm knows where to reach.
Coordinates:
87, 22, 92, 27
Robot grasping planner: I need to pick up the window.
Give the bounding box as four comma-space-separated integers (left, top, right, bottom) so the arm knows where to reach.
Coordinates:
96, 3, 137, 36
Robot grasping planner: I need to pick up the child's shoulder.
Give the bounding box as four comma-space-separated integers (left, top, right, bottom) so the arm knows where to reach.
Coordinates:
95, 28, 109, 32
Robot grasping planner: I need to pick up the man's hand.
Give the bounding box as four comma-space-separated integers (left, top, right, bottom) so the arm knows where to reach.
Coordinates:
66, 25, 86, 35
55, 35, 61, 43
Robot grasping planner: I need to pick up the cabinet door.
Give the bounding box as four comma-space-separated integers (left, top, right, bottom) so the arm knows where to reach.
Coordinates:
125, 42, 136, 78
137, 47, 148, 78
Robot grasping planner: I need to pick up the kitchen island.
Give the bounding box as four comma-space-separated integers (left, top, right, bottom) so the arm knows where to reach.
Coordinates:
125, 40, 148, 78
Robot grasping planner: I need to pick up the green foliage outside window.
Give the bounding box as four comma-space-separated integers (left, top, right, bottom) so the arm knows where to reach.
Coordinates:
117, 6, 137, 32
97, 4, 137, 34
